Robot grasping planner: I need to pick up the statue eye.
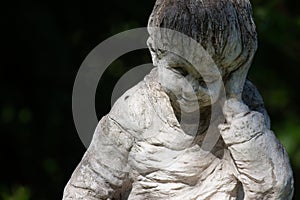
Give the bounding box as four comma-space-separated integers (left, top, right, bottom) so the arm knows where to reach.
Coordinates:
199, 80, 207, 87
157, 48, 167, 56
176, 67, 188, 76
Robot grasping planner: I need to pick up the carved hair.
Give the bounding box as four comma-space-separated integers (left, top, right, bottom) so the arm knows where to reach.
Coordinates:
148, 0, 257, 77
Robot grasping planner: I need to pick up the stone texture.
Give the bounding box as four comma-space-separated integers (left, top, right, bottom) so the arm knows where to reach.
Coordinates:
63, 0, 294, 199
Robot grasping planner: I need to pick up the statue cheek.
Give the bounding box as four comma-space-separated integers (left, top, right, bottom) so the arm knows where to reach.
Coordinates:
203, 79, 223, 104
157, 68, 186, 93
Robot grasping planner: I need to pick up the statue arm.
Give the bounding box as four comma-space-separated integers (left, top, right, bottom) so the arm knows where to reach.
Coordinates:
219, 99, 294, 200
63, 82, 154, 199
62, 115, 134, 200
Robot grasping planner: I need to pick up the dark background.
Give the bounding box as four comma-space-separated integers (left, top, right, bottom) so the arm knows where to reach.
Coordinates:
0, 0, 299, 199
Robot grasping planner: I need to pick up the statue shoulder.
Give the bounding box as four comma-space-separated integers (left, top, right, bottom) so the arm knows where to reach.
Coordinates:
108, 81, 152, 131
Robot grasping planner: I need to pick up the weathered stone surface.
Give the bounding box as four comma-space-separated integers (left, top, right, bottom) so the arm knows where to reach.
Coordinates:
63, 0, 294, 199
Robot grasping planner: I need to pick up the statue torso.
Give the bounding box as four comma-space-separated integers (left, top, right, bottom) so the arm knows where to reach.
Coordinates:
109, 71, 244, 199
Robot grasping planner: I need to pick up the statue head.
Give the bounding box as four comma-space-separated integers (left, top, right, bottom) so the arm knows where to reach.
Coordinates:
147, 0, 258, 106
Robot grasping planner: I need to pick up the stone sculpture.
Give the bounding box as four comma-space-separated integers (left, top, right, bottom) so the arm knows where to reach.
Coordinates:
63, 0, 294, 199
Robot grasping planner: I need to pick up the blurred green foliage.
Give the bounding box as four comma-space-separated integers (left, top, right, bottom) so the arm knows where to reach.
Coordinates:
0, 0, 299, 199
0, 186, 30, 200
250, 0, 300, 173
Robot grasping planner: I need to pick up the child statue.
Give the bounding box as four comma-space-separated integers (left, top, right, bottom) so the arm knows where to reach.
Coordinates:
63, 0, 294, 199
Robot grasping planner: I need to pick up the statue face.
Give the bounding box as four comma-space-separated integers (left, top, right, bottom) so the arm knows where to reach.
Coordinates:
147, 22, 257, 107
147, 0, 258, 105
155, 51, 224, 109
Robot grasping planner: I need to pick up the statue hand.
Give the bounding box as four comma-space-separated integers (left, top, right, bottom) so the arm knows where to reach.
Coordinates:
222, 98, 250, 123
